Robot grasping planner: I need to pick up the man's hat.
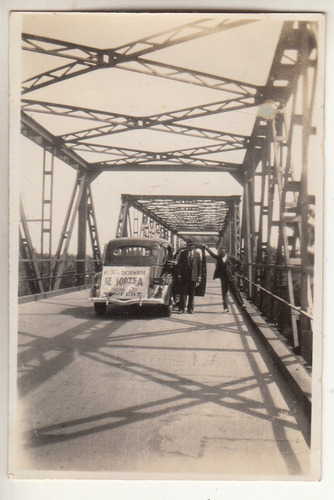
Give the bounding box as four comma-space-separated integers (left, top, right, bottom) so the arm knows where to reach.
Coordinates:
186, 240, 195, 246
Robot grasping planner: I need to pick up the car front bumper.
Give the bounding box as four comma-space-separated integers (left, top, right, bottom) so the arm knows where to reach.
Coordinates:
90, 296, 169, 307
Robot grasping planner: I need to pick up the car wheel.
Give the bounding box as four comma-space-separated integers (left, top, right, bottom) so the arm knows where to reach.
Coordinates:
94, 302, 107, 315
162, 298, 173, 317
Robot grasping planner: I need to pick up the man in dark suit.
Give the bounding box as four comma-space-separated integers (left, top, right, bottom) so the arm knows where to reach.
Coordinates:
176, 241, 202, 314
204, 245, 231, 312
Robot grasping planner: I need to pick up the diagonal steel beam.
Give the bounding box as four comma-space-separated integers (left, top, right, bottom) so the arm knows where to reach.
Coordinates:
22, 18, 259, 93
21, 111, 90, 171
51, 173, 86, 290
62, 121, 250, 145
78, 124, 248, 146
22, 34, 103, 94
70, 142, 153, 159
95, 156, 243, 170
22, 18, 255, 61
23, 45, 262, 98
22, 32, 102, 60
22, 61, 101, 95
21, 98, 131, 124
148, 94, 260, 122
69, 139, 246, 161
22, 97, 261, 141
117, 57, 260, 96
111, 17, 259, 60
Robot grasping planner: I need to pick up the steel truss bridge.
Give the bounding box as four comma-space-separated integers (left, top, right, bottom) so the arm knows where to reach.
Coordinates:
19, 15, 319, 365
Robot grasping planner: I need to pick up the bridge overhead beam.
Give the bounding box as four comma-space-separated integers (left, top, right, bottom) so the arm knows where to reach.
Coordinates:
22, 17, 261, 93
21, 112, 90, 172
92, 163, 242, 174
22, 99, 252, 146
70, 142, 245, 164
21, 107, 244, 176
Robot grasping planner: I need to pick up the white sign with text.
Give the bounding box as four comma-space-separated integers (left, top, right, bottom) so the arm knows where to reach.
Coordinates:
100, 266, 150, 299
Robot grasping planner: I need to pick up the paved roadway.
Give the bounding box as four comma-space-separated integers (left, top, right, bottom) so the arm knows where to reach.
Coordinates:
15, 265, 311, 479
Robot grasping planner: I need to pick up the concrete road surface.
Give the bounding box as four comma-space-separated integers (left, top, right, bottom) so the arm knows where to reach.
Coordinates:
13, 265, 311, 479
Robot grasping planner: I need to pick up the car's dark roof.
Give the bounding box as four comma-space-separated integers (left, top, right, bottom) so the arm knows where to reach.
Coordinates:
105, 237, 171, 248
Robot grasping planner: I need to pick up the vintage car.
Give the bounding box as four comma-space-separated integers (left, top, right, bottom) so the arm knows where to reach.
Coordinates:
90, 237, 175, 316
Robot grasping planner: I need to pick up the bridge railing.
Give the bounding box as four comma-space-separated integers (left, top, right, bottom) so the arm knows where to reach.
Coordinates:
230, 257, 313, 366
18, 258, 99, 296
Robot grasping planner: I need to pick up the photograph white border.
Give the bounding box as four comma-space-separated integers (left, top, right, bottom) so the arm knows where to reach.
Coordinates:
1, 0, 334, 499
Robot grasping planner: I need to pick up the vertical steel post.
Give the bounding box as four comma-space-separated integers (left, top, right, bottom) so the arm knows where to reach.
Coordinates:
87, 182, 102, 271
244, 176, 254, 297
235, 199, 241, 260
133, 208, 139, 237
77, 172, 88, 286
299, 22, 317, 362
19, 199, 45, 294
116, 196, 130, 238
228, 202, 236, 258
41, 148, 54, 290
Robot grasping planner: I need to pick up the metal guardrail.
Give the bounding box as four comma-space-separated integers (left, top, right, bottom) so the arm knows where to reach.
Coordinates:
18, 271, 96, 283
235, 272, 313, 321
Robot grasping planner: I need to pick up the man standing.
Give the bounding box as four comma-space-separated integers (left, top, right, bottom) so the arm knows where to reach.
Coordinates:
176, 241, 202, 314
204, 245, 231, 313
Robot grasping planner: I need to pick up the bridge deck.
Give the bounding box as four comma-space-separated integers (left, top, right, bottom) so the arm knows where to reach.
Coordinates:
15, 265, 310, 479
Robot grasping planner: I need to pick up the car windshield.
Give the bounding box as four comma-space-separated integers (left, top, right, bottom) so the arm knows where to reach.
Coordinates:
104, 244, 159, 266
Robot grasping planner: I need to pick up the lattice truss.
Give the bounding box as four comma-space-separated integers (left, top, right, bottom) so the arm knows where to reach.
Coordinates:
115, 194, 241, 246
19, 14, 320, 360
130, 196, 231, 233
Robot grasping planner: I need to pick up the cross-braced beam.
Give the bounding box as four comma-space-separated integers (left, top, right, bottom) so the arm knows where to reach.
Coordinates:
22, 17, 259, 93
22, 97, 258, 141
21, 101, 246, 174
69, 138, 246, 158
63, 122, 249, 146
